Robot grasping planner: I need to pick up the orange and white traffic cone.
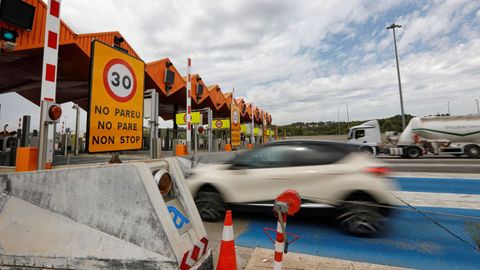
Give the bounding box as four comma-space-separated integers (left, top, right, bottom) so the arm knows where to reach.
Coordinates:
216, 210, 237, 270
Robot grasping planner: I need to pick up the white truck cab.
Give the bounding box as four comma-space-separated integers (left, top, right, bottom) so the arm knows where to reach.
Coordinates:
347, 120, 381, 154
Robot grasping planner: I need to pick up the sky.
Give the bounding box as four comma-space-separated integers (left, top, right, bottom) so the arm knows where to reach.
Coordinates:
1, 0, 480, 132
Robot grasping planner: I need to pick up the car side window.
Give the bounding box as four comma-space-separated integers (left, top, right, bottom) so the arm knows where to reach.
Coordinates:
233, 145, 292, 168
355, 129, 365, 139
289, 144, 346, 166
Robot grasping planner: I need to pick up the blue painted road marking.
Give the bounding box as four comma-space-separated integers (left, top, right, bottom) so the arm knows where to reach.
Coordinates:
236, 207, 480, 269
168, 205, 190, 229
394, 177, 480, 195
237, 176, 480, 269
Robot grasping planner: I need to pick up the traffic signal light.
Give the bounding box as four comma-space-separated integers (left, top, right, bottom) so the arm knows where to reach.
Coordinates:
1, 28, 19, 43
42, 101, 62, 123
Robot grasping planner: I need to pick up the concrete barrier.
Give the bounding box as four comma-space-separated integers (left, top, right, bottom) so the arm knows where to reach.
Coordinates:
0, 158, 212, 269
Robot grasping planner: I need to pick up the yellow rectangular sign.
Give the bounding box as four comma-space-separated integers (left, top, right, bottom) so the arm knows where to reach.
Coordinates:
213, 119, 230, 129
254, 127, 259, 135
175, 112, 201, 125
241, 124, 247, 133
87, 40, 145, 153
231, 104, 241, 147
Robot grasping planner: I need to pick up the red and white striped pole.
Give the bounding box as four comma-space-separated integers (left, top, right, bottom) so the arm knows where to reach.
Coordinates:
186, 58, 192, 154
38, 0, 61, 170
272, 190, 301, 270
274, 213, 287, 270
40, 0, 61, 101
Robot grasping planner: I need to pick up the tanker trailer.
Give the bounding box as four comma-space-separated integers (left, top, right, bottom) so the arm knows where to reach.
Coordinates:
348, 115, 480, 158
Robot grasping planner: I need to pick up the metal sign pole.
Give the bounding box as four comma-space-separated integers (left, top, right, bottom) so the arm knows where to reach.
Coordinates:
251, 103, 255, 145
148, 89, 159, 159
37, 101, 48, 169
73, 104, 80, 156
186, 58, 192, 154
208, 108, 213, 152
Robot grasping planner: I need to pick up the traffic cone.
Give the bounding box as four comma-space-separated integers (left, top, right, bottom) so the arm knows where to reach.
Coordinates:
216, 210, 237, 270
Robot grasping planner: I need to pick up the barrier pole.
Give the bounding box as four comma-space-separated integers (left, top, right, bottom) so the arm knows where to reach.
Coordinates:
274, 212, 287, 270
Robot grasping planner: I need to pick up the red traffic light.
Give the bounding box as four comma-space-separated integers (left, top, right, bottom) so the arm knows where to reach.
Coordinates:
198, 126, 205, 134
48, 105, 62, 121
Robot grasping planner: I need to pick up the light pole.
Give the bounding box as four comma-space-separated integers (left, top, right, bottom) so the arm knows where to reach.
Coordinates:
386, 23, 406, 131
346, 104, 350, 128
476, 99, 479, 116
447, 101, 450, 115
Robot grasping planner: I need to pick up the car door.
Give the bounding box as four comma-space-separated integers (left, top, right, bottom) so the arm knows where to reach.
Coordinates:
286, 144, 355, 204
223, 144, 301, 203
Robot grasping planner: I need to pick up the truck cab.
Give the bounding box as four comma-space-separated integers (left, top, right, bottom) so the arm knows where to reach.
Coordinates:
348, 120, 382, 154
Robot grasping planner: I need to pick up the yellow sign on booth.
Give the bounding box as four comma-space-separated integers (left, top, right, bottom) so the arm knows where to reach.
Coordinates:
213, 119, 230, 129
87, 40, 145, 153
241, 124, 247, 133
175, 112, 201, 125
231, 104, 241, 147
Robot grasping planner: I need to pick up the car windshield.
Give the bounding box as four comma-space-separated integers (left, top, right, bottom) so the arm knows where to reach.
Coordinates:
233, 145, 293, 168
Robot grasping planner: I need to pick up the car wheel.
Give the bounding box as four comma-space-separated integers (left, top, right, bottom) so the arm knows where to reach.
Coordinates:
465, 145, 480, 158
336, 200, 384, 236
405, 146, 421, 158
194, 190, 225, 222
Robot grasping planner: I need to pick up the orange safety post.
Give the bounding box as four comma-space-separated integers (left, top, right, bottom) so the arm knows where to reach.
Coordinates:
175, 144, 188, 156
15, 147, 38, 172
225, 144, 232, 151
247, 143, 253, 149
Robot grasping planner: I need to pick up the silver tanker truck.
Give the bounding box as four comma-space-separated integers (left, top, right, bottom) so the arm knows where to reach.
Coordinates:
348, 115, 480, 158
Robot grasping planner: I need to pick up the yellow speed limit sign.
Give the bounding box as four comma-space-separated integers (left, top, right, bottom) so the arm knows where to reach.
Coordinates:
86, 40, 145, 153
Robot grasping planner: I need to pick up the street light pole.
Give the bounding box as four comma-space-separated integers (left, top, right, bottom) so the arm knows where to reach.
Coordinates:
476, 99, 480, 116
386, 23, 406, 131
447, 101, 450, 115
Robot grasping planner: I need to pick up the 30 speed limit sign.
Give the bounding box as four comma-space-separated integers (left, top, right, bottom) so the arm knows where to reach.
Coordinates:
103, 59, 137, 102
87, 40, 145, 153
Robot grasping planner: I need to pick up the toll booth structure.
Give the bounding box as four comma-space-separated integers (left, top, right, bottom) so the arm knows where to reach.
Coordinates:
0, 0, 272, 147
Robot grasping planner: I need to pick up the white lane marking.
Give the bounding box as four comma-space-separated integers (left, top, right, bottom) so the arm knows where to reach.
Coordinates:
393, 191, 480, 210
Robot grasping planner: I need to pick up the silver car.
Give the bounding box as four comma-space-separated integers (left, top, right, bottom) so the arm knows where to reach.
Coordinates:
187, 140, 397, 235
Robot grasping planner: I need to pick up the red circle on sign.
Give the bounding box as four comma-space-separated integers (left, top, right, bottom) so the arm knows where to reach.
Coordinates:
215, 120, 223, 128
103, 58, 137, 102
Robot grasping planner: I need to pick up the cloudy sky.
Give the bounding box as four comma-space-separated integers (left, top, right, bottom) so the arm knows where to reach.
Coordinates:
1, 0, 480, 131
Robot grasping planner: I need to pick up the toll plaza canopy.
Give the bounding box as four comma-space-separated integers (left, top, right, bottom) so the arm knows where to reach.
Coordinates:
0, 0, 272, 125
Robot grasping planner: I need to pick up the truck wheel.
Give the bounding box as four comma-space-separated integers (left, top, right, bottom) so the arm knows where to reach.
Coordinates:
194, 190, 225, 222
465, 145, 480, 158
360, 146, 374, 154
405, 146, 421, 158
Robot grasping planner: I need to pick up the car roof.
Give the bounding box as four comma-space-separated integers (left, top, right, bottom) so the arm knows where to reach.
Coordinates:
264, 140, 361, 152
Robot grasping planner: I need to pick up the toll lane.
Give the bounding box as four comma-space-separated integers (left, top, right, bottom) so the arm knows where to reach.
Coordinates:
234, 175, 480, 269
236, 207, 480, 269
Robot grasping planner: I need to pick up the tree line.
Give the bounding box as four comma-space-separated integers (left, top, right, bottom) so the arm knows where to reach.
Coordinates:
278, 114, 415, 136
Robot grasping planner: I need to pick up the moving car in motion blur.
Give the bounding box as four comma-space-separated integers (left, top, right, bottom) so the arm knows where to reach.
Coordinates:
187, 140, 397, 236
